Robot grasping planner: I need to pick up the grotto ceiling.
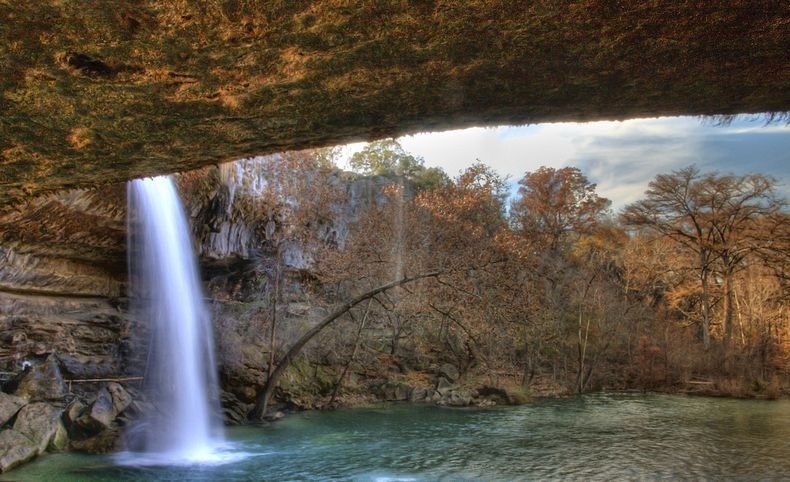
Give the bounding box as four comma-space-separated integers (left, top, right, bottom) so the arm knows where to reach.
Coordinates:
1, 1, 788, 206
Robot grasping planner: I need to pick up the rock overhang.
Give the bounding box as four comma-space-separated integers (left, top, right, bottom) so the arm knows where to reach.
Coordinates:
0, 0, 788, 207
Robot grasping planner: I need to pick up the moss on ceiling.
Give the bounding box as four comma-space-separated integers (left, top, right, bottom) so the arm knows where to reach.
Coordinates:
1, 0, 788, 206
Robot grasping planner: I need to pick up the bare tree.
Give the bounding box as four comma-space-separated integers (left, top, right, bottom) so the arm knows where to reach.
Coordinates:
621, 166, 786, 352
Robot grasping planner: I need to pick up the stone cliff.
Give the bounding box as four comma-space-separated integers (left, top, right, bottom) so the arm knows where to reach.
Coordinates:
0, 157, 389, 412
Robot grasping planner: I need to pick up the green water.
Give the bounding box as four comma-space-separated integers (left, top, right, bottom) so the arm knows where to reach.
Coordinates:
4, 394, 789, 481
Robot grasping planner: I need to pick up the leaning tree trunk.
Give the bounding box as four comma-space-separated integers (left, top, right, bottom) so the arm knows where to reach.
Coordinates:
249, 271, 439, 421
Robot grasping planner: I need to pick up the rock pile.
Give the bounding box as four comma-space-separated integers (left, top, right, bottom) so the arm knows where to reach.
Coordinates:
0, 353, 134, 473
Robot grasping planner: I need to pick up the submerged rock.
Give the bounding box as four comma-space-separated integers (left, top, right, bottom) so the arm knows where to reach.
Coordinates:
12, 402, 63, 454
0, 393, 27, 426
0, 429, 37, 473
14, 355, 68, 402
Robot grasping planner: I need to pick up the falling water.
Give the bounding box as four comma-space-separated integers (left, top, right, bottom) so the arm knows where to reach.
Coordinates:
126, 176, 224, 463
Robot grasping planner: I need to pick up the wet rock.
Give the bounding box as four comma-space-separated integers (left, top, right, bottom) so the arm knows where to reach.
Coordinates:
12, 402, 63, 454
14, 355, 67, 402
0, 429, 37, 473
48, 422, 69, 452
220, 390, 253, 425
106, 383, 132, 416
476, 386, 511, 405
70, 428, 120, 454
444, 389, 474, 407
0, 393, 27, 426
438, 363, 460, 383
75, 388, 114, 434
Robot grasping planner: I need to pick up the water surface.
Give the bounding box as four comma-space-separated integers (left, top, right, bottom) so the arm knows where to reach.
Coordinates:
5, 394, 789, 481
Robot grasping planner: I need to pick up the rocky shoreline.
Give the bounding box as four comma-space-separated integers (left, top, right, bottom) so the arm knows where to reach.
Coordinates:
0, 349, 543, 474
2, 351, 787, 475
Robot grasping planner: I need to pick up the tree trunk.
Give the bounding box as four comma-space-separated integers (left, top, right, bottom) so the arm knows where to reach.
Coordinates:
723, 269, 735, 350
249, 271, 439, 420
699, 255, 712, 351
328, 299, 373, 406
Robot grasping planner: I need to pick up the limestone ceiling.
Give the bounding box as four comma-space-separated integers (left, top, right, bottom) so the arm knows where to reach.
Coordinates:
1, 1, 788, 207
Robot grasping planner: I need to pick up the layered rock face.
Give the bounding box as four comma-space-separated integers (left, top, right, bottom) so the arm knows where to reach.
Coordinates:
0, 188, 134, 380
0, 156, 383, 420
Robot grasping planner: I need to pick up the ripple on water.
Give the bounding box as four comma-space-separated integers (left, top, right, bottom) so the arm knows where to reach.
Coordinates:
2, 394, 789, 481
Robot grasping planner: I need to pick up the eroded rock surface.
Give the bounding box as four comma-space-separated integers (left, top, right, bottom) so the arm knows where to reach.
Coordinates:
12, 402, 63, 455
14, 355, 67, 402
0, 429, 37, 473
0, 393, 27, 427
1, 1, 788, 206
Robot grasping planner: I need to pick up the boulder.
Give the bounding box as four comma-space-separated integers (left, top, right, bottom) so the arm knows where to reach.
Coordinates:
438, 363, 460, 383
75, 388, 113, 435
409, 387, 428, 402
12, 402, 63, 454
105, 383, 132, 416
436, 377, 453, 395
14, 355, 68, 402
73, 383, 132, 436
48, 422, 69, 452
0, 393, 27, 427
63, 399, 86, 427
444, 389, 474, 407
0, 429, 38, 473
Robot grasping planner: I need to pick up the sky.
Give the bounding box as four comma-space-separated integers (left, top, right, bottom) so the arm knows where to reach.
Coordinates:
339, 115, 790, 210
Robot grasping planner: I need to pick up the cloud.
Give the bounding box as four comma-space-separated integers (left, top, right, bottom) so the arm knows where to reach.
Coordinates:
339, 116, 790, 210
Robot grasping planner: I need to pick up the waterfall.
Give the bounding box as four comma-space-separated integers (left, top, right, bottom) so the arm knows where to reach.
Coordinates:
126, 175, 224, 463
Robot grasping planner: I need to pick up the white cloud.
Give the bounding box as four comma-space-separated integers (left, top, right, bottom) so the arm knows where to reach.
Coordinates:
338, 116, 790, 210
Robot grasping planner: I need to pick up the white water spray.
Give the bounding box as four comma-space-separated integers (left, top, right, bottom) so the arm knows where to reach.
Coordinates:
126, 176, 224, 463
